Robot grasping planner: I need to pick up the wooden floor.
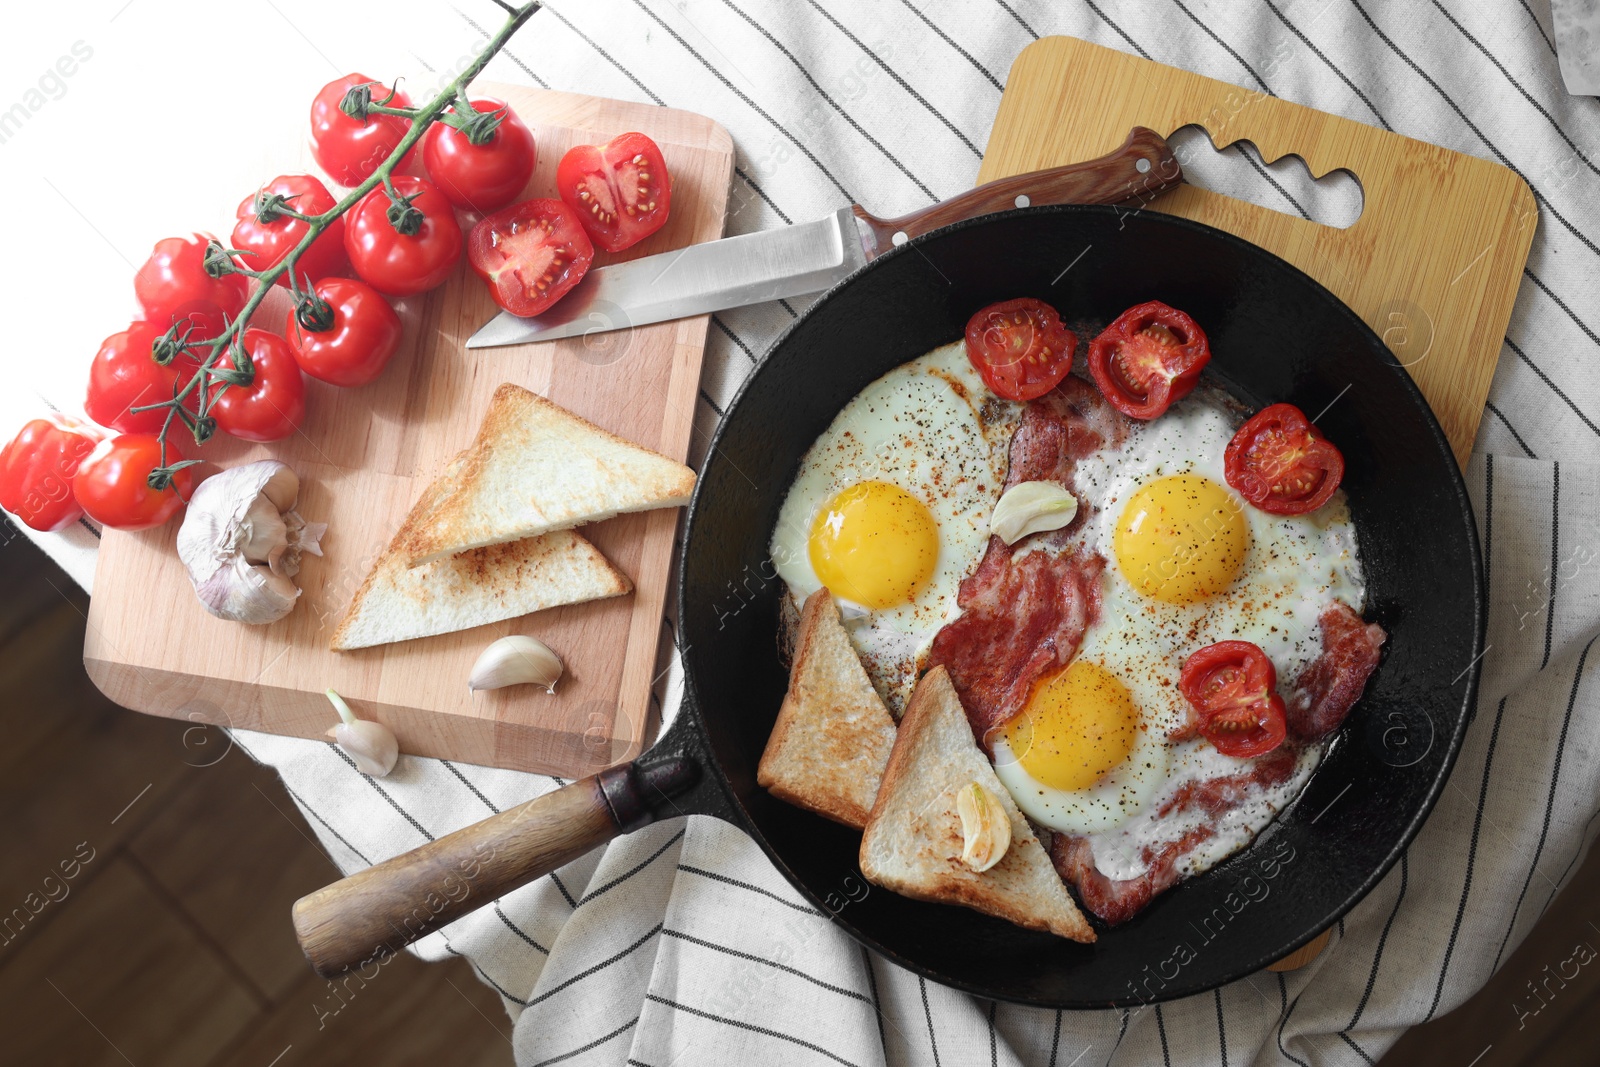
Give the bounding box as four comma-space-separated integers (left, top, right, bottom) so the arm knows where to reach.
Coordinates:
2, 520, 1596, 1065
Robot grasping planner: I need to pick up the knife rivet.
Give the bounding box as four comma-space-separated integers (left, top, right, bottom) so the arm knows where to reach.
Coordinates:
892, 231, 908, 246
1014, 194, 1030, 208
1136, 158, 1152, 174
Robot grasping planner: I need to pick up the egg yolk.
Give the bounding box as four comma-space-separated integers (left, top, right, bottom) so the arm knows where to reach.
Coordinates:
1113, 474, 1249, 605
1002, 660, 1138, 791
808, 480, 939, 609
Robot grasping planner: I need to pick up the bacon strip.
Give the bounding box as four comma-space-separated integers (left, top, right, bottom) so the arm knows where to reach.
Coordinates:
1288, 601, 1386, 740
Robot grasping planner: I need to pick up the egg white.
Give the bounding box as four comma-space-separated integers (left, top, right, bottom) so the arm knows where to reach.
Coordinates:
770, 342, 1021, 711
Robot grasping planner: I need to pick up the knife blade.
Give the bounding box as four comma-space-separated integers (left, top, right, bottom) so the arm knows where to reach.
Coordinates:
466, 127, 1182, 349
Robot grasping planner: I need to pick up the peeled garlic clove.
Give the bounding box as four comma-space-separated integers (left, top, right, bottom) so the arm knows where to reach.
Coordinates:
469, 635, 564, 693
957, 782, 1012, 872
327, 689, 399, 777
989, 481, 1079, 546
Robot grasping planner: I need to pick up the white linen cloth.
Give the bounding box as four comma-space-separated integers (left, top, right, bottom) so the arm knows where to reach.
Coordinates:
7, 1, 1600, 1064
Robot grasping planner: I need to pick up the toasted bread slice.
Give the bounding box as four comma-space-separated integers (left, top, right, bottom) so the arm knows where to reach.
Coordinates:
758, 589, 898, 828
859, 666, 1095, 942
400, 384, 697, 567
330, 457, 632, 651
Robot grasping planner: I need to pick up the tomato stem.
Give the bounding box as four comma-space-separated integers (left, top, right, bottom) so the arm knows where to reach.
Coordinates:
146, 0, 544, 466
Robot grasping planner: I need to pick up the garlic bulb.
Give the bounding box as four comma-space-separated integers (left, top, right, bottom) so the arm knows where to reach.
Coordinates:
469, 635, 563, 692
176, 461, 326, 624
957, 782, 1012, 872
988, 481, 1079, 546
326, 689, 399, 777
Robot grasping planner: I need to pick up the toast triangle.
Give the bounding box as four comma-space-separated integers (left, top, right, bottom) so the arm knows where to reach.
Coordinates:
401, 384, 696, 567
859, 666, 1095, 942
330, 456, 632, 651
758, 589, 898, 829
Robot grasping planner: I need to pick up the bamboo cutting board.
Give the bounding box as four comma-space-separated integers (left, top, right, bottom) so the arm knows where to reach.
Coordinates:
980, 37, 1535, 464
84, 84, 733, 776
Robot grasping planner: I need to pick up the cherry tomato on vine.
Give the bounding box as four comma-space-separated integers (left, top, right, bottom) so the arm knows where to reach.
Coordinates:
210, 330, 306, 443
73, 433, 193, 531
1223, 403, 1345, 516
963, 298, 1078, 401
423, 98, 536, 214
344, 176, 463, 297
555, 132, 671, 253
286, 278, 402, 387
0, 416, 101, 532
85, 322, 198, 435
133, 234, 249, 342
1085, 301, 1210, 420
467, 198, 594, 317
232, 174, 348, 288
310, 73, 414, 187
1179, 641, 1288, 759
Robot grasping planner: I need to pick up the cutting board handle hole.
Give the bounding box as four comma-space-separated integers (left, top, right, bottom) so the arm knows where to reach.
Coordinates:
1168, 125, 1364, 230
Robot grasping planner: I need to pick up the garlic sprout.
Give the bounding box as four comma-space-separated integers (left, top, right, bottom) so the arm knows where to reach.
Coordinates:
176, 461, 325, 624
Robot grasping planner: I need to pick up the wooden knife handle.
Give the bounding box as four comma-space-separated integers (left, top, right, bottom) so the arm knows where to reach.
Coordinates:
291, 757, 696, 977
852, 126, 1180, 258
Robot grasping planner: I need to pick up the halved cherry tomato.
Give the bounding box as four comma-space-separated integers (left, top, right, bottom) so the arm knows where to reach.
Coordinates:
85, 322, 195, 435
232, 174, 348, 288
209, 330, 306, 442
467, 198, 594, 317
555, 132, 671, 253
344, 176, 463, 297
1179, 641, 1288, 758
423, 99, 537, 214
1086, 301, 1210, 420
310, 74, 413, 187
0, 416, 101, 532
73, 433, 193, 531
1224, 403, 1345, 516
963, 298, 1078, 401
286, 278, 403, 387
133, 234, 249, 342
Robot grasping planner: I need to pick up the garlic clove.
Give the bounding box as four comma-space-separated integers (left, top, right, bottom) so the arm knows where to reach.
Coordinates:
468, 635, 564, 693
327, 688, 399, 777
238, 493, 289, 563
259, 465, 300, 513
988, 481, 1079, 546
957, 782, 1012, 872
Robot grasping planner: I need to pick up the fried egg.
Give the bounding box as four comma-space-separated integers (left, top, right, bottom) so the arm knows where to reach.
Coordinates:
988, 391, 1365, 862
770, 342, 1021, 711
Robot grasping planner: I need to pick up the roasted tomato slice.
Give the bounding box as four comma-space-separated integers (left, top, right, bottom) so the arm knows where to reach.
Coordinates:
1179, 641, 1288, 758
555, 132, 671, 253
1086, 301, 1210, 419
1224, 402, 1345, 515
963, 298, 1078, 402
467, 198, 595, 317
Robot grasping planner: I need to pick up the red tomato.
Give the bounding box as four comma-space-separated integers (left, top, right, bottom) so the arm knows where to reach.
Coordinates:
423, 99, 536, 213
555, 132, 671, 253
1085, 301, 1210, 420
1224, 403, 1345, 516
466, 198, 594, 317
344, 176, 463, 297
1179, 641, 1288, 758
963, 298, 1078, 401
310, 73, 414, 187
133, 234, 249, 342
85, 322, 196, 434
209, 330, 306, 442
232, 174, 348, 288
286, 278, 403, 387
0, 416, 101, 532
73, 433, 193, 531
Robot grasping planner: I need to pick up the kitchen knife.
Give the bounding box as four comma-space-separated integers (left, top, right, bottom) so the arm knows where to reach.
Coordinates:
465, 126, 1182, 349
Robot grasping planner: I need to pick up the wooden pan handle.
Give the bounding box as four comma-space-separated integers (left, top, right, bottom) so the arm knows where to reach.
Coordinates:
291, 757, 696, 977
852, 126, 1181, 257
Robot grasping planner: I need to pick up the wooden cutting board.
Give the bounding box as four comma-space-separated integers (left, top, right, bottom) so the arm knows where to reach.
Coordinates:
84, 84, 733, 776
980, 36, 1535, 465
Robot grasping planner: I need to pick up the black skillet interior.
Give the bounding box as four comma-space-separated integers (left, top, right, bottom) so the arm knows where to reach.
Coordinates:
675, 205, 1484, 1008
